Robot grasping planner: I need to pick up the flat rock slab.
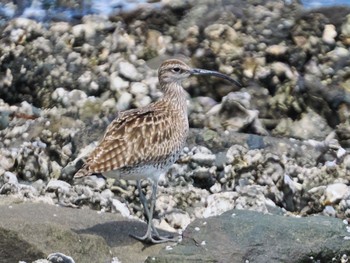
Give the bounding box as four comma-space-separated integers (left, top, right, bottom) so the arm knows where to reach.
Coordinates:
1, 197, 350, 263
147, 209, 350, 263
0, 197, 169, 263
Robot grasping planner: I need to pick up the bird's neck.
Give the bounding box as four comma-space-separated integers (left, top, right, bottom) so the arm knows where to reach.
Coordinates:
161, 82, 188, 112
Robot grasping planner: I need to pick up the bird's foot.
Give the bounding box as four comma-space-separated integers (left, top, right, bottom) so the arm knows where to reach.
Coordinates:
130, 232, 178, 244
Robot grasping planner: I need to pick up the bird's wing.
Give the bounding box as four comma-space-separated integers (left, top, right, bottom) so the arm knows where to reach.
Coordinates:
80, 104, 181, 174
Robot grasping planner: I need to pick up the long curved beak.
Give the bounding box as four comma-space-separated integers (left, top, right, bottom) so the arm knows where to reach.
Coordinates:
190, 68, 242, 88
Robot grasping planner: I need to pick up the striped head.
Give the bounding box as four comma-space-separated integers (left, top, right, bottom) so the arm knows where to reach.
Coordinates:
158, 59, 242, 88
158, 59, 192, 86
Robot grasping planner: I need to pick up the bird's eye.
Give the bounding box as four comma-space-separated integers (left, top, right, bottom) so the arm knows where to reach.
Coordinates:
172, 67, 181, 73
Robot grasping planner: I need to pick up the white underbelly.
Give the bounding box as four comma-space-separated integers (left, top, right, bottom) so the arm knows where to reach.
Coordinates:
102, 164, 169, 183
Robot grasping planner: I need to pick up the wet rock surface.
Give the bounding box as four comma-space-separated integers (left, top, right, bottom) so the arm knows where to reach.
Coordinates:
0, 197, 168, 263
2, 196, 349, 263
1, 0, 350, 262
147, 209, 350, 263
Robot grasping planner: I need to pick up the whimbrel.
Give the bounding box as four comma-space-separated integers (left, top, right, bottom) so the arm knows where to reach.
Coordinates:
74, 59, 241, 244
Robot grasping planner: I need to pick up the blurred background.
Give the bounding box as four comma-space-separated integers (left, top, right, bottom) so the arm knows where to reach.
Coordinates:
0, 0, 350, 23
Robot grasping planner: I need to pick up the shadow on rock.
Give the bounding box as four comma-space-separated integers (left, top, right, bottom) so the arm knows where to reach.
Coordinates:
74, 220, 176, 247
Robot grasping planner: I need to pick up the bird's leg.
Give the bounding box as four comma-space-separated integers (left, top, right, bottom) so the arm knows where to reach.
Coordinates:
137, 180, 151, 222
130, 181, 177, 244
137, 180, 165, 238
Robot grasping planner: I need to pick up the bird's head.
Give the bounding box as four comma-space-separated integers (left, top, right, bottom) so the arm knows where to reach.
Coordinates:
158, 59, 241, 88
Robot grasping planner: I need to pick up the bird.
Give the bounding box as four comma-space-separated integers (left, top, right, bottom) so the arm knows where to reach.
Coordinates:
74, 59, 241, 244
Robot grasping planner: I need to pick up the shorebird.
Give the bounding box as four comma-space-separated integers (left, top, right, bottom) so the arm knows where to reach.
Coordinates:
74, 59, 241, 244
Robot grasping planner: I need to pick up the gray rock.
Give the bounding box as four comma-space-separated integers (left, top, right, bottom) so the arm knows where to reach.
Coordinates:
47, 252, 75, 263
118, 61, 142, 82
0, 197, 170, 263
147, 209, 350, 263
0, 111, 10, 130
0, 226, 46, 263
46, 179, 72, 194
205, 92, 268, 135
116, 91, 132, 111
341, 14, 350, 38
110, 73, 129, 92
190, 152, 216, 166
203, 24, 243, 59
273, 109, 333, 140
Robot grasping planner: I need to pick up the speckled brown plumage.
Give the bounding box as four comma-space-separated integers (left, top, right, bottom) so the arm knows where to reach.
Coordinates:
77, 99, 188, 178
74, 59, 241, 244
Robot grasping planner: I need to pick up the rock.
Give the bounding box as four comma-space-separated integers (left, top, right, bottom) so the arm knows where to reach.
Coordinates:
72, 23, 96, 42
2, 171, 18, 185
110, 73, 129, 92
46, 179, 72, 194
0, 150, 15, 171
118, 61, 142, 82
148, 209, 350, 263
273, 109, 333, 140
164, 211, 191, 230
266, 44, 288, 57
202, 192, 238, 218
0, 111, 10, 130
52, 88, 88, 107
111, 198, 131, 218
0, 226, 46, 263
116, 92, 132, 111
203, 24, 243, 59
78, 71, 99, 92
130, 82, 148, 95
78, 175, 106, 191
322, 24, 337, 44
191, 166, 216, 189
205, 92, 267, 135
0, 198, 170, 263
271, 62, 296, 80
190, 152, 216, 166
327, 47, 350, 60
47, 253, 75, 263
322, 183, 350, 205
341, 14, 350, 41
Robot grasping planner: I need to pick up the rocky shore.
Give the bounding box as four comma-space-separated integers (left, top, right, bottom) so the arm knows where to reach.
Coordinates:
1, 0, 350, 262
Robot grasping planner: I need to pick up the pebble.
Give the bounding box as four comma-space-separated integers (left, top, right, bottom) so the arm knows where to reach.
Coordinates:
164, 211, 191, 229
81, 175, 106, 191
118, 61, 142, 81
327, 47, 350, 61
266, 44, 288, 56
46, 179, 71, 194
0, 111, 10, 130
0, 151, 15, 171
47, 252, 75, 263
322, 24, 337, 44
111, 198, 131, 218
72, 23, 95, 40
130, 82, 148, 95
50, 161, 62, 179
165, 246, 173, 251
3, 171, 18, 184
191, 152, 216, 166
323, 183, 350, 205
203, 192, 238, 218
110, 73, 129, 91
341, 14, 350, 38
116, 92, 132, 111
